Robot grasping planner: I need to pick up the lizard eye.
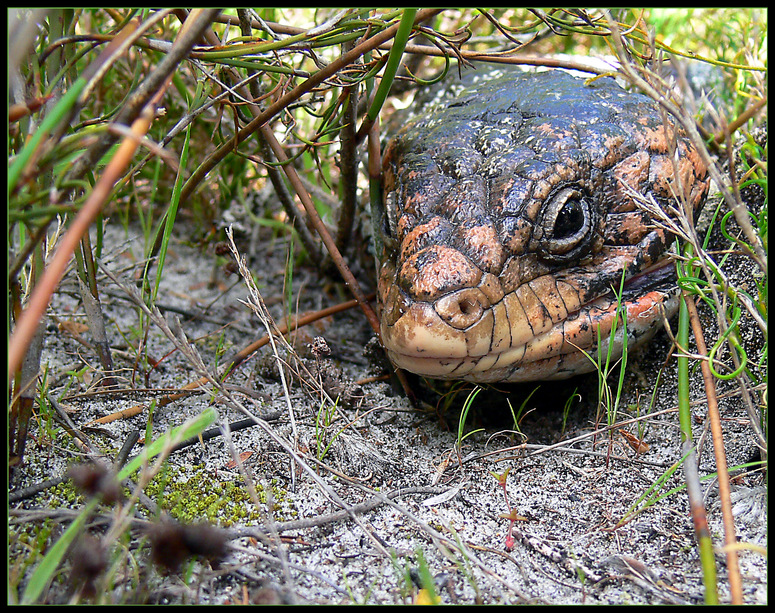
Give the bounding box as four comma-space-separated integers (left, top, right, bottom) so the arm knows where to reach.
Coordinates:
536, 186, 597, 263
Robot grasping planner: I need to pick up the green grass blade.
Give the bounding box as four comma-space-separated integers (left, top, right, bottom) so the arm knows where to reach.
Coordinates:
151, 122, 192, 302
19, 408, 217, 603
20, 498, 98, 604
9, 78, 87, 193
365, 9, 417, 122
117, 407, 217, 481
677, 278, 719, 604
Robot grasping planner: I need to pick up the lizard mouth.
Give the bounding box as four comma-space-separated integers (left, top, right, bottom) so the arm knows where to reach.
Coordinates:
379, 258, 678, 383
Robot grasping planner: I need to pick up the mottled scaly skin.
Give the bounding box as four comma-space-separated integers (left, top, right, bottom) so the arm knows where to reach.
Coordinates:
377, 69, 709, 383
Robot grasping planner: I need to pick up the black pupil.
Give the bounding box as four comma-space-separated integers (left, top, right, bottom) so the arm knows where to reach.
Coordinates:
554, 200, 584, 239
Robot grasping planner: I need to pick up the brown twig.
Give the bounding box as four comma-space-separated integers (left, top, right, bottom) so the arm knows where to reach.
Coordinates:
681, 290, 742, 604
179, 9, 443, 204
94, 258, 371, 421
62, 11, 218, 187
711, 96, 767, 146
335, 41, 360, 254
258, 125, 381, 335
227, 485, 451, 535
8, 9, 222, 381
9, 101, 156, 380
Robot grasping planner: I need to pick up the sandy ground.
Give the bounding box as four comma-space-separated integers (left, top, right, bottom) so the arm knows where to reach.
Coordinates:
9, 183, 766, 604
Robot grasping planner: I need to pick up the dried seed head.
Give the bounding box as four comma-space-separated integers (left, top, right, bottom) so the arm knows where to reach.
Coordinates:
147, 520, 227, 572
214, 241, 232, 256
69, 534, 108, 598
310, 336, 331, 358
67, 462, 122, 505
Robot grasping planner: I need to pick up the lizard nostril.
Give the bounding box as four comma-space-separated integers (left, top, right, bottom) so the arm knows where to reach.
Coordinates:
434, 290, 487, 329
459, 297, 477, 315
